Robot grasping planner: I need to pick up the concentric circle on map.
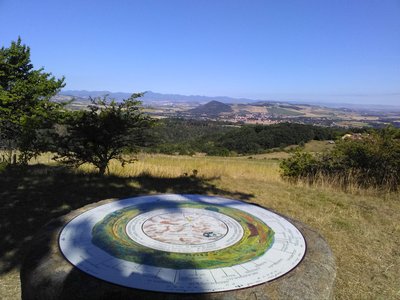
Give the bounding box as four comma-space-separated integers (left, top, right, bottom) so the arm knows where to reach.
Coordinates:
126, 208, 244, 253
142, 210, 229, 244
59, 194, 306, 293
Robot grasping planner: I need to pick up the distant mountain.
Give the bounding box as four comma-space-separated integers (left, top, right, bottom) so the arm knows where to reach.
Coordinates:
188, 101, 233, 115
60, 90, 131, 101
58, 90, 400, 112
59, 90, 259, 104
141, 91, 257, 104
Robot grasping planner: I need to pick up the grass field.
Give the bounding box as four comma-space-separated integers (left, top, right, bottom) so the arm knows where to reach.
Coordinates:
0, 153, 399, 299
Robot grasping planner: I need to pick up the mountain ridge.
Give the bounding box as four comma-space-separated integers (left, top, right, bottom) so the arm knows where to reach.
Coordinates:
58, 90, 400, 111
59, 90, 262, 104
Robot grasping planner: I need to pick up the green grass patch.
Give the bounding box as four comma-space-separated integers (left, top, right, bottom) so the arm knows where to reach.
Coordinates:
267, 106, 304, 116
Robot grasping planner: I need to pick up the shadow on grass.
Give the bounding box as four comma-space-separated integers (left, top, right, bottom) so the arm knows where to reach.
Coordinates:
0, 164, 253, 274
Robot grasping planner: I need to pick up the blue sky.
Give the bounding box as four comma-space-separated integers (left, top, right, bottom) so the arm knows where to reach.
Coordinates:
1, 0, 399, 104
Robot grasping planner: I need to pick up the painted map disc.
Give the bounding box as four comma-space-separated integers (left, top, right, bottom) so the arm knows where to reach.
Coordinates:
59, 194, 306, 293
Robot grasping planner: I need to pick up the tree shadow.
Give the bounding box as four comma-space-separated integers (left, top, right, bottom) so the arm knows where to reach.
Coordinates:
0, 164, 253, 274
33, 196, 250, 299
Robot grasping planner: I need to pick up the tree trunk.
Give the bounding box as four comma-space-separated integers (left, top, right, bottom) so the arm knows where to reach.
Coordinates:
98, 163, 107, 175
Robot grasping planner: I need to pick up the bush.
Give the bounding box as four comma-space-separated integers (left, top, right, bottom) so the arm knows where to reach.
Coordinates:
280, 126, 400, 191
280, 151, 319, 183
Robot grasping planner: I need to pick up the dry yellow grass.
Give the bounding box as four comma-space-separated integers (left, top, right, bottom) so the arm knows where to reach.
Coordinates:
78, 153, 283, 183
0, 270, 19, 300
215, 177, 400, 299
105, 154, 400, 299
1, 153, 399, 299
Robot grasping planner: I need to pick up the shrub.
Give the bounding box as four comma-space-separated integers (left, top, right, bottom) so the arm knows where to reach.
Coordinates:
280, 126, 400, 191
280, 150, 319, 183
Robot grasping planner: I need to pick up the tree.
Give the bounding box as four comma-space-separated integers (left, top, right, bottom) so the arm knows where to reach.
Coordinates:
54, 94, 153, 175
0, 37, 65, 164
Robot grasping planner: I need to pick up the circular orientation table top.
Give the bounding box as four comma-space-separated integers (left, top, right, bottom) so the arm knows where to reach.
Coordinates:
21, 195, 336, 300
59, 194, 306, 293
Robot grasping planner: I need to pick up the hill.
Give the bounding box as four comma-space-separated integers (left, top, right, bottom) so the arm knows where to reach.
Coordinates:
188, 100, 233, 116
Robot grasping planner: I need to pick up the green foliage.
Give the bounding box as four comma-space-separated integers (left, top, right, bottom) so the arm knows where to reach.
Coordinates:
0, 37, 65, 164
53, 94, 153, 174
148, 119, 234, 155
150, 120, 341, 156
280, 126, 400, 190
216, 123, 339, 155
280, 151, 318, 182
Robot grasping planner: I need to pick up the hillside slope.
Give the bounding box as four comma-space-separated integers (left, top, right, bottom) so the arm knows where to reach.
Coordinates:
188, 100, 233, 116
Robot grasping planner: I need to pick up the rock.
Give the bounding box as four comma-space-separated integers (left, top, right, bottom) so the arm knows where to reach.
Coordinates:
20, 198, 336, 300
